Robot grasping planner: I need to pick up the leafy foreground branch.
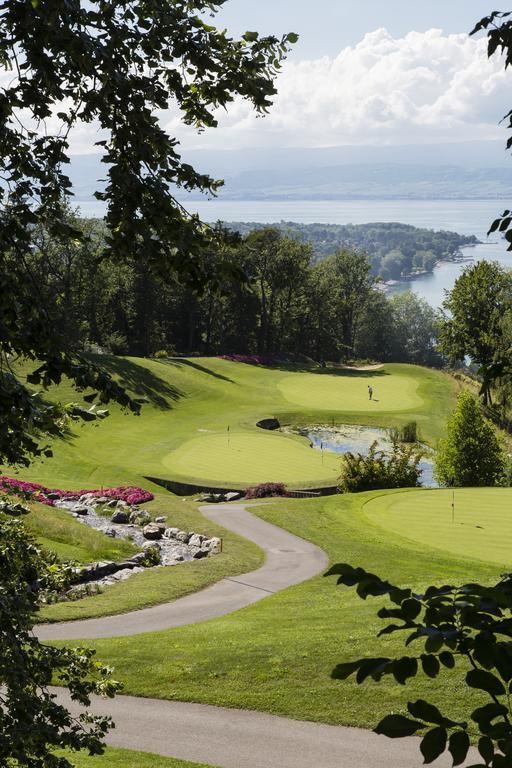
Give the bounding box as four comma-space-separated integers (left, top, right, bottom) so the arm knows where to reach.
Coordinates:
327, 563, 512, 767
0, 498, 121, 767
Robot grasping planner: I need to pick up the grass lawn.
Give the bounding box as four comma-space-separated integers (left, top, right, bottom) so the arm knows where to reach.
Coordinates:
363, 487, 512, 567
56, 747, 214, 768
11, 357, 457, 491
25, 500, 136, 563
63, 489, 507, 731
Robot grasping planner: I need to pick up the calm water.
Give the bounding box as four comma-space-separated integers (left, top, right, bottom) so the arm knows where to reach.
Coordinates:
289, 424, 436, 487
77, 198, 512, 307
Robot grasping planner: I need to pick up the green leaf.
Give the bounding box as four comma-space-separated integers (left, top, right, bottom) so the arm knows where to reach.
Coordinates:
421, 655, 440, 678
478, 736, 494, 765
287, 32, 299, 44
407, 700, 446, 726
420, 727, 447, 764
466, 669, 506, 697
448, 731, 470, 767
374, 714, 425, 738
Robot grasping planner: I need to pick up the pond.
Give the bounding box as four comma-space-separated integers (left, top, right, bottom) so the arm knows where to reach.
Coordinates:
286, 424, 437, 488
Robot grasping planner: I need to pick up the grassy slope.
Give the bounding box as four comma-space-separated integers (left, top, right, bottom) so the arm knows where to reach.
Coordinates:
25, 500, 135, 563
56, 748, 215, 768
12, 357, 457, 490
67, 489, 508, 730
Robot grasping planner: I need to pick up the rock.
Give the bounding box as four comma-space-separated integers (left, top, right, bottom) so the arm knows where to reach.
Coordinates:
105, 528, 117, 538
116, 499, 128, 508
128, 552, 147, 565
163, 527, 180, 539
205, 537, 222, 554
175, 530, 190, 543
105, 499, 118, 509
95, 496, 108, 504
225, 491, 242, 502
129, 509, 150, 524
175, 554, 184, 561
46, 492, 61, 500
73, 506, 89, 516
188, 533, 204, 548
110, 509, 129, 524
155, 516, 166, 524
143, 523, 163, 540
193, 548, 209, 559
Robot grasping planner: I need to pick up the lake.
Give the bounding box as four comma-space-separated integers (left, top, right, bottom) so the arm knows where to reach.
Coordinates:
77, 198, 512, 307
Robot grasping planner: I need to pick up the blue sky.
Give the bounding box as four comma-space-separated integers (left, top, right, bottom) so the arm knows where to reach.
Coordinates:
214, 1, 494, 59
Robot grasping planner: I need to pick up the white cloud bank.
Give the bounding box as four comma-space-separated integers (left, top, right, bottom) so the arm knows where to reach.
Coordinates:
163, 27, 512, 151
5, 27, 507, 153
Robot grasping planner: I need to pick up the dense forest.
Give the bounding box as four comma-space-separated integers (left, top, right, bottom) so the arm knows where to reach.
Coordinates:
225, 221, 478, 279
24, 213, 443, 365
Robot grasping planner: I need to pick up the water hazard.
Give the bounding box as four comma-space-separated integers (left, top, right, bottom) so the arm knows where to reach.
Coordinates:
288, 424, 437, 487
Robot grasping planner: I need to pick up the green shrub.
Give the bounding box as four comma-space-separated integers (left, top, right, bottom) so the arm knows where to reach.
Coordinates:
339, 440, 422, 493
388, 421, 417, 443
154, 349, 171, 359
434, 391, 505, 487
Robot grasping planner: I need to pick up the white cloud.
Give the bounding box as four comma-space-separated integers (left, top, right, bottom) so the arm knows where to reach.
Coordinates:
163, 27, 512, 150
3, 27, 510, 154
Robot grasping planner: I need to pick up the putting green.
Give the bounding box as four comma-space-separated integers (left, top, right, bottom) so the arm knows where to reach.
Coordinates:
279, 369, 421, 411
363, 488, 512, 567
163, 431, 340, 486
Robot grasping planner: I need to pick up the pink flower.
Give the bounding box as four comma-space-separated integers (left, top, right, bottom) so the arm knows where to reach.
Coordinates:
0, 476, 154, 506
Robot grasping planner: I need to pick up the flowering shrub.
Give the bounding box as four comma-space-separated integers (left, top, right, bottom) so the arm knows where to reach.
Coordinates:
0, 476, 153, 507
245, 482, 287, 499
219, 354, 277, 367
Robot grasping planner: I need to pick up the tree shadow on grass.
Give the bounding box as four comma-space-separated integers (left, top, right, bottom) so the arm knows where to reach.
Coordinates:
91, 356, 182, 409
161, 358, 236, 383
270, 362, 390, 378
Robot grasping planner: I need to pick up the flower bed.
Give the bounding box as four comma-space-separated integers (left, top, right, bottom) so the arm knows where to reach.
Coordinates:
0, 476, 153, 507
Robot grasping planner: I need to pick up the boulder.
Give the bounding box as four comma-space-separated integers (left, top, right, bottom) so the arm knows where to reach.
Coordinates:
193, 548, 209, 559
175, 530, 190, 543
155, 516, 166, 524
130, 509, 150, 524
105, 499, 118, 509
128, 552, 147, 565
225, 491, 242, 502
188, 533, 204, 548
105, 528, 117, 538
205, 537, 222, 554
111, 509, 129, 524
46, 492, 61, 500
163, 527, 180, 539
73, 506, 89, 516
143, 523, 163, 540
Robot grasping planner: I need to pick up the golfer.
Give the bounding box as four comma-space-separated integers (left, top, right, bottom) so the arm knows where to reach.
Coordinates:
368, 385, 373, 400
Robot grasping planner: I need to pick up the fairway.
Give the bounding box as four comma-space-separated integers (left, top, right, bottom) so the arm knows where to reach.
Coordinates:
278, 368, 422, 411
163, 431, 340, 485
363, 488, 512, 567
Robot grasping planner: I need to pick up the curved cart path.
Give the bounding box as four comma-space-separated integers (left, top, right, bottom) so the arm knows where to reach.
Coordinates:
41, 502, 471, 767
52, 688, 460, 768
37, 502, 328, 640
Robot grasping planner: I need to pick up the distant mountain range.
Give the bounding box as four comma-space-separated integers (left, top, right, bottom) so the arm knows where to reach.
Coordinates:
67, 140, 512, 202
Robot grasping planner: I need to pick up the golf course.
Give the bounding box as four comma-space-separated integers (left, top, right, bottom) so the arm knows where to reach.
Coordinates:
9, 355, 512, 766
16, 356, 456, 492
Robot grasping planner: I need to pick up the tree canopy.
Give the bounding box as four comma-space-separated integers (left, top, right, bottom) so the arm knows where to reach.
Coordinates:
0, 0, 297, 467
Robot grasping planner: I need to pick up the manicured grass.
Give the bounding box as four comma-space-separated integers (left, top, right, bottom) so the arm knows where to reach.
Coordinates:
25, 500, 135, 563
70, 489, 503, 730
11, 357, 457, 491
39, 490, 263, 623
277, 368, 422, 412
56, 747, 214, 768
363, 487, 512, 567
163, 431, 340, 485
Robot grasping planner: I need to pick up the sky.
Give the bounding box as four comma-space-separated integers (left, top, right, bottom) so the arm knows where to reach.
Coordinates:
213, 0, 496, 59
18, 1, 512, 155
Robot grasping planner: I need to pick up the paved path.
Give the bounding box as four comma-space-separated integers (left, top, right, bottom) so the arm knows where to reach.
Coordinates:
52, 688, 461, 768
40, 503, 471, 767
36, 503, 328, 640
